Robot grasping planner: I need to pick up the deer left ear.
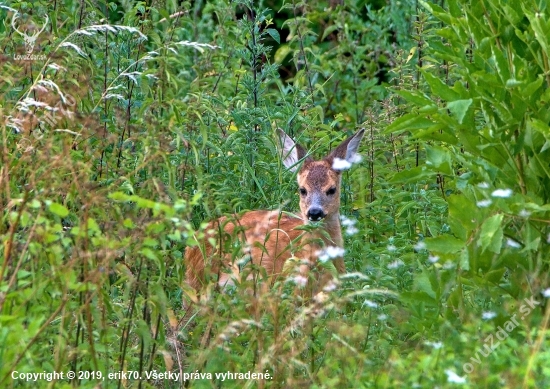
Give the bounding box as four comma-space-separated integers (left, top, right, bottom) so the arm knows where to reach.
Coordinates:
327, 129, 365, 171
277, 128, 312, 172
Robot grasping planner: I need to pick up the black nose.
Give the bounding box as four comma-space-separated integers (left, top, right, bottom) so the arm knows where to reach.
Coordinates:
307, 208, 326, 221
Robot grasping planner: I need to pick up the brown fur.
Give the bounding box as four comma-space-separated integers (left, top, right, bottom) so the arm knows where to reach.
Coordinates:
185, 129, 365, 291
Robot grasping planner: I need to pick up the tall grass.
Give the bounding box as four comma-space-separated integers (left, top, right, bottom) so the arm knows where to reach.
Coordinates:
1, 0, 549, 388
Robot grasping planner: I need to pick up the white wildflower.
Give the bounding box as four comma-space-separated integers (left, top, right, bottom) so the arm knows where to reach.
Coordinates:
482, 311, 497, 320
476, 199, 492, 208
443, 261, 455, 269
350, 154, 363, 164
323, 281, 338, 292
387, 244, 397, 252
425, 341, 443, 349
332, 157, 352, 171
387, 259, 404, 269
340, 215, 357, 227
345, 226, 359, 236
428, 255, 439, 263
363, 299, 378, 308
292, 275, 308, 288
316, 246, 345, 262
477, 182, 490, 189
542, 288, 550, 298
519, 209, 531, 218
314, 291, 328, 304
377, 314, 388, 321
414, 241, 427, 250
506, 238, 521, 248
445, 370, 466, 384
491, 188, 513, 198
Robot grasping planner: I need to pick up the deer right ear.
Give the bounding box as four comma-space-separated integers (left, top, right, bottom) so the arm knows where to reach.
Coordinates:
277, 129, 310, 172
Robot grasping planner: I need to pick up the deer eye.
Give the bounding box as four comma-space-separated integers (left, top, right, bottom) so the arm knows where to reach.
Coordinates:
326, 187, 337, 196
299, 188, 307, 196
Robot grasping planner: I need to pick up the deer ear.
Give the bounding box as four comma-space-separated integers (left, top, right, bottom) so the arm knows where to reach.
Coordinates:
327, 129, 365, 171
277, 128, 311, 172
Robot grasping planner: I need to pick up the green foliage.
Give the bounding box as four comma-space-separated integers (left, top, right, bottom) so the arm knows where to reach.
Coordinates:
0, 0, 549, 388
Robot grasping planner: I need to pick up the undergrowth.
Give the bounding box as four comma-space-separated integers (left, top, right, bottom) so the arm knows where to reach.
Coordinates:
0, 0, 549, 388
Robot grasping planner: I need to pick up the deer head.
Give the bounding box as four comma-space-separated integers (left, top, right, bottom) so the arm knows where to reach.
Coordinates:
278, 128, 365, 223
11, 13, 49, 54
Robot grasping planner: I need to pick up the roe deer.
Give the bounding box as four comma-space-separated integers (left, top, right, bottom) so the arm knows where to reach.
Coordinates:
185, 128, 365, 292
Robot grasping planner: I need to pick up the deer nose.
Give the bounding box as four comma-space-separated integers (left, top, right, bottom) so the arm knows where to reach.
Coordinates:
307, 208, 326, 221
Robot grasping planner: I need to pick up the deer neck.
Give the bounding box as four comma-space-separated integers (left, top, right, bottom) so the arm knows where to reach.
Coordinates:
324, 212, 343, 247
302, 212, 343, 248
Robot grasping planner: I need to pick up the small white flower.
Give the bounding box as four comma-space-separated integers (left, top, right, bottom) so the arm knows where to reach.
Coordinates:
332, 157, 352, 171
345, 226, 359, 236
491, 188, 513, 198
314, 291, 328, 303
506, 238, 521, 248
542, 288, 550, 298
292, 275, 308, 287
443, 261, 455, 269
476, 199, 492, 208
425, 341, 443, 349
482, 311, 497, 320
316, 246, 345, 262
519, 209, 531, 218
363, 299, 378, 308
445, 369, 466, 384
477, 182, 490, 189
387, 244, 397, 252
340, 215, 357, 227
323, 281, 338, 292
387, 259, 404, 269
428, 255, 439, 263
350, 154, 363, 164
414, 241, 426, 250
377, 314, 388, 321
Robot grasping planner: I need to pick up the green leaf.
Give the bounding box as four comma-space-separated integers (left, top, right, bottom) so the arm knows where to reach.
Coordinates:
48, 203, 69, 217
485, 268, 506, 283
385, 112, 433, 134
422, 71, 461, 101
274, 44, 292, 64
447, 195, 478, 240
459, 248, 470, 271
395, 90, 435, 107
414, 271, 437, 299
425, 145, 452, 174
266, 28, 280, 44
478, 214, 504, 253
425, 235, 464, 254
390, 166, 434, 183
446, 99, 472, 124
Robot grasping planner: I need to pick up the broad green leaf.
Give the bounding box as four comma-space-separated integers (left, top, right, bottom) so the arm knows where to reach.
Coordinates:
478, 214, 504, 253
395, 90, 435, 107
425, 145, 452, 175
485, 268, 506, 283
414, 271, 437, 299
48, 203, 69, 217
447, 195, 478, 240
425, 235, 464, 254
446, 99, 472, 124
390, 166, 434, 183
422, 71, 461, 101
266, 28, 280, 44
385, 112, 433, 133
274, 44, 291, 64
459, 248, 470, 271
